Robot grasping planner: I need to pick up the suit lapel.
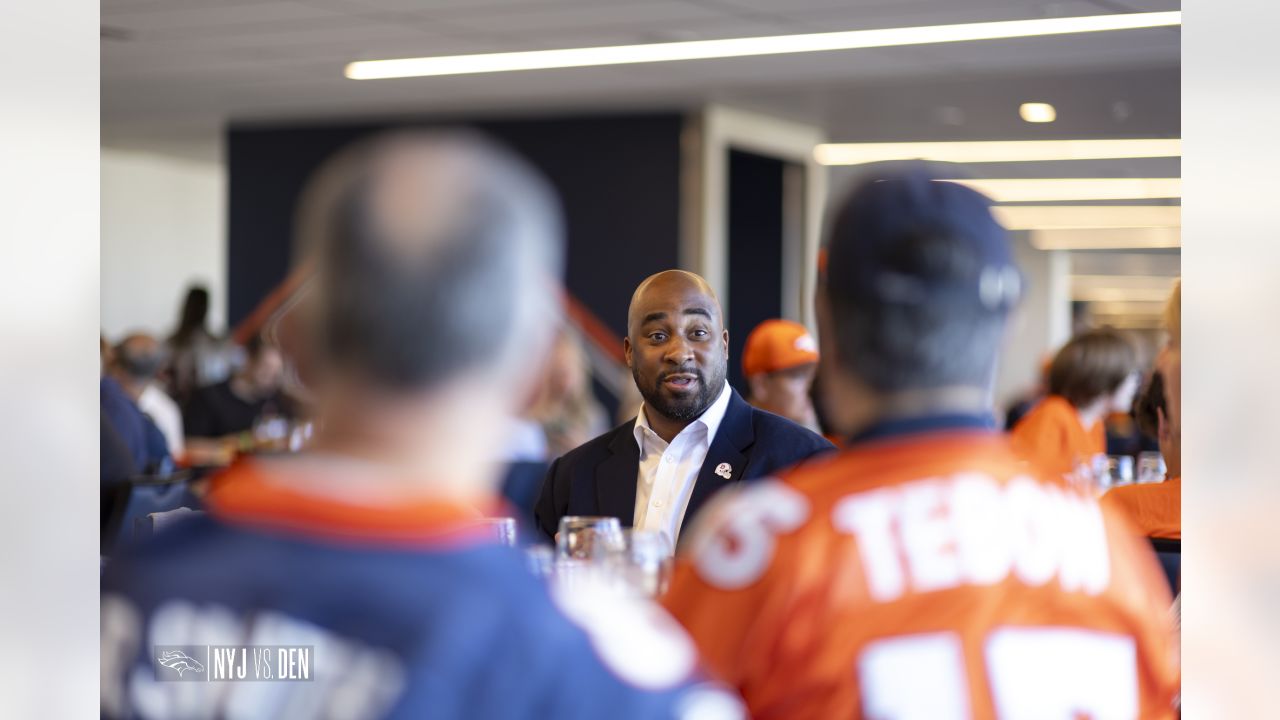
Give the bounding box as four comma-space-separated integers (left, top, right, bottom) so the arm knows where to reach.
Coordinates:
684, 390, 755, 525
595, 421, 641, 526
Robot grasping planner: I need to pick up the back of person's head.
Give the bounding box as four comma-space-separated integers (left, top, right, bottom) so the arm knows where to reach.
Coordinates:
1047, 328, 1138, 408
294, 130, 563, 394
1133, 370, 1167, 438
172, 286, 210, 343
821, 165, 1021, 393
114, 334, 167, 381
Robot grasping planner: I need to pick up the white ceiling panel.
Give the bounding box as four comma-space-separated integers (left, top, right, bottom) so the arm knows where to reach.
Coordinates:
103, 1, 346, 31
919, 26, 1179, 68
101, 0, 1180, 157
301, 0, 606, 12
497, 16, 796, 48
435, 2, 728, 35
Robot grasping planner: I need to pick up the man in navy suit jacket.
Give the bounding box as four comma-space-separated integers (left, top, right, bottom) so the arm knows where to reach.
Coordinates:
536, 270, 833, 544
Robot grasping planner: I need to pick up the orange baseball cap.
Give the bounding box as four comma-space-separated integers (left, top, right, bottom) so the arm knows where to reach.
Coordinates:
742, 319, 819, 377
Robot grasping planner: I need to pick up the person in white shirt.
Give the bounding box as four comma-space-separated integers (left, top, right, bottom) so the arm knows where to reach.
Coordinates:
535, 270, 833, 545
112, 333, 184, 457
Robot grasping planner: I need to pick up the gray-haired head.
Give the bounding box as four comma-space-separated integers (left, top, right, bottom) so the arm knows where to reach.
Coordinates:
114, 333, 167, 381
293, 131, 564, 391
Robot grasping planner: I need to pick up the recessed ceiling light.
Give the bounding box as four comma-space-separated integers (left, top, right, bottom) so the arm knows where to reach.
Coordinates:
814, 138, 1180, 164
992, 205, 1180, 230
346, 11, 1181, 80
945, 178, 1181, 202
1019, 102, 1057, 123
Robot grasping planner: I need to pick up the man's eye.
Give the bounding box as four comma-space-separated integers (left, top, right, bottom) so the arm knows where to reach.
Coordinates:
649, 333, 668, 343
691, 329, 708, 338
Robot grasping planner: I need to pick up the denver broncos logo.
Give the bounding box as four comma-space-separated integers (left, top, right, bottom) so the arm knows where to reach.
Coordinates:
157, 650, 205, 677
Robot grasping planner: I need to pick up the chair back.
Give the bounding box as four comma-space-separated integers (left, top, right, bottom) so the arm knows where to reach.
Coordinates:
1149, 537, 1180, 595
102, 473, 200, 555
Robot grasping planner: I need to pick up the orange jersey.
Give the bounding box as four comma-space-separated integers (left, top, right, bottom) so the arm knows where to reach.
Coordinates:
664, 427, 1178, 719
1009, 395, 1105, 477
1102, 477, 1182, 540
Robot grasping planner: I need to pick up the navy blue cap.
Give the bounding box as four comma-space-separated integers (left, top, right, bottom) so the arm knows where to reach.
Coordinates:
824, 164, 1022, 313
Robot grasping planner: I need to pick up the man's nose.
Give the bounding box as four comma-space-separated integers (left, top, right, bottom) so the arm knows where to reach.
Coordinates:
664, 336, 695, 364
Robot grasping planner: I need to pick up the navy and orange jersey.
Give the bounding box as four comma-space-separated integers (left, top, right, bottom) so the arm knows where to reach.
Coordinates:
102, 458, 740, 720
1102, 476, 1182, 541
663, 415, 1178, 719
1009, 394, 1106, 478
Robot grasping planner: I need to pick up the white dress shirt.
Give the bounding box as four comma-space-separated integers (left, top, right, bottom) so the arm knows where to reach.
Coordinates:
632, 381, 731, 545
138, 383, 184, 456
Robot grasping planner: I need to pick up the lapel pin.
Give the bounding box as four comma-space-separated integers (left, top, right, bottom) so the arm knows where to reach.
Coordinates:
714, 462, 733, 479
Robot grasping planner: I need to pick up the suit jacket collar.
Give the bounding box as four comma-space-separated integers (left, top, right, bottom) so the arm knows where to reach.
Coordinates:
683, 389, 755, 527
596, 419, 642, 524
595, 388, 757, 529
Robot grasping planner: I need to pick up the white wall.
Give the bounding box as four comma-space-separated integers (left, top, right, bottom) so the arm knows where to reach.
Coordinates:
994, 233, 1072, 413
101, 147, 226, 341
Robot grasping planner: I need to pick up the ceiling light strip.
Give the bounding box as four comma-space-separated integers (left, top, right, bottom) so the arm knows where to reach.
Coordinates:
946, 178, 1181, 202
346, 11, 1181, 80
1032, 227, 1182, 250
815, 138, 1181, 165
993, 205, 1181, 230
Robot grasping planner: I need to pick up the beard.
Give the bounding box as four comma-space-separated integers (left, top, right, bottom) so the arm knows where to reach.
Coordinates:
633, 358, 726, 423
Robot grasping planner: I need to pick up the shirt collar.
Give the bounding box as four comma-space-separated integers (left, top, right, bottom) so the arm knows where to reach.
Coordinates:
848, 412, 996, 446
205, 458, 505, 548
634, 380, 732, 450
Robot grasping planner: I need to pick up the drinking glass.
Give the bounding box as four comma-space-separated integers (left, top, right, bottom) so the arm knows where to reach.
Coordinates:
481, 517, 518, 547
1073, 453, 1111, 495
1106, 455, 1135, 487
614, 529, 674, 598
525, 545, 555, 579
287, 420, 314, 452
1137, 452, 1167, 484
556, 516, 625, 560
252, 413, 290, 451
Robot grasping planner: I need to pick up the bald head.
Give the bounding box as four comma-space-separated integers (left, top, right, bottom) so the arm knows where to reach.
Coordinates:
295, 130, 563, 391
627, 270, 722, 336
115, 333, 165, 381
624, 269, 729, 432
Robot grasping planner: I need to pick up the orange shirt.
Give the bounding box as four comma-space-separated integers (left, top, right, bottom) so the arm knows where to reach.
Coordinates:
1102, 477, 1181, 540
1009, 395, 1105, 477
663, 429, 1178, 720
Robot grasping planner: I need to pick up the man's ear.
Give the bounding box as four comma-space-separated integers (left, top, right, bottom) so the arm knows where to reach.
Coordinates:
623, 336, 633, 368
747, 373, 767, 402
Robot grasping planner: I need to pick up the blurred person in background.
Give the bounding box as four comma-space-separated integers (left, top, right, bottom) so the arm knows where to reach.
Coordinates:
165, 284, 235, 406
101, 131, 740, 719
1102, 282, 1181, 540
498, 381, 554, 523
740, 318, 822, 434
500, 327, 609, 521
100, 336, 170, 475
535, 327, 608, 459
1155, 280, 1180, 450
662, 167, 1178, 718
182, 333, 291, 441
1010, 328, 1140, 478
111, 333, 184, 458
535, 269, 833, 546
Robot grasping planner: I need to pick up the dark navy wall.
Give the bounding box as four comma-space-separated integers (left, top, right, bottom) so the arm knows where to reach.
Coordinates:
726, 148, 785, 393
226, 113, 685, 341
